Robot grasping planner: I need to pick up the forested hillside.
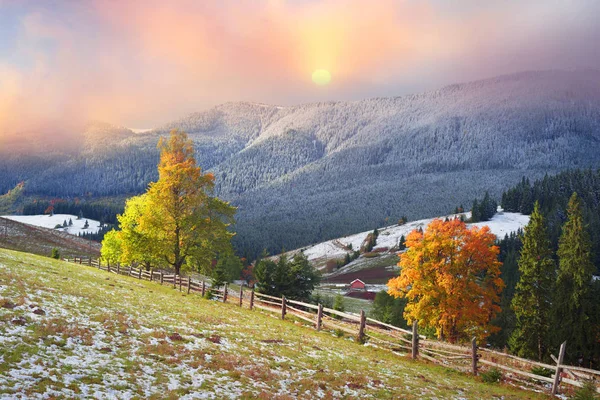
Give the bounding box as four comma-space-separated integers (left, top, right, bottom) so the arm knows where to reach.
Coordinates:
501, 169, 600, 269
489, 169, 600, 356
2, 70, 600, 257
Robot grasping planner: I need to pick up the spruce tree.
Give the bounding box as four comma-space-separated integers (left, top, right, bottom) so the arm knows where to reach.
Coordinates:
509, 202, 555, 360
211, 257, 229, 289
398, 235, 406, 250
553, 192, 595, 363
471, 199, 480, 222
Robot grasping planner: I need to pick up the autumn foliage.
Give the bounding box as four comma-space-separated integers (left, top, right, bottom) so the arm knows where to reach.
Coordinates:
388, 218, 504, 343
101, 129, 236, 275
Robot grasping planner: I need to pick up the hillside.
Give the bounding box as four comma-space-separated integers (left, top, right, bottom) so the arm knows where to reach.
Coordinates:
2, 70, 600, 256
0, 217, 100, 258
0, 248, 547, 399
286, 211, 529, 284
2, 214, 103, 236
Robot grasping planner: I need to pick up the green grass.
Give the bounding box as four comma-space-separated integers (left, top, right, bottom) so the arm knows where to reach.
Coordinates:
0, 248, 549, 399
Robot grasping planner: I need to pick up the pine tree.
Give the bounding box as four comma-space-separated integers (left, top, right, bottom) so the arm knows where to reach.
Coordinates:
398, 235, 406, 250
553, 192, 595, 363
68, 218, 73, 226
471, 199, 480, 222
332, 294, 345, 320
211, 258, 229, 289
333, 294, 345, 313
344, 252, 351, 265
509, 202, 555, 360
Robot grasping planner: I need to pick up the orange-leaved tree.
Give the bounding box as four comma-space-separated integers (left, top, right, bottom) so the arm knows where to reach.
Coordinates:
388, 218, 504, 343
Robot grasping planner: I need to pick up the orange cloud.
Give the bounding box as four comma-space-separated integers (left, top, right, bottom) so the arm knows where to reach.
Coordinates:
0, 0, 598, 138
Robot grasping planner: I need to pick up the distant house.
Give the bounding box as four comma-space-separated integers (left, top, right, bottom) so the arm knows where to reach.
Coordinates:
349, 279, 366, 291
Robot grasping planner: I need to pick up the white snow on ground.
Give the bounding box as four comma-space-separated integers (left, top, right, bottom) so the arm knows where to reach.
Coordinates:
301, 211, 529, 262
1, 214, 103, 235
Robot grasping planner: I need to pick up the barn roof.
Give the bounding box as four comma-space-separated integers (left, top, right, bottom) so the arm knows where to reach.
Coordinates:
350, 279, 365, 285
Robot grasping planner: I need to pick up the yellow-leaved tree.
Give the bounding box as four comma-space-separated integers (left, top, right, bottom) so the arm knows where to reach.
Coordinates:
388, 218, 504, 343
101, 129, 236, 275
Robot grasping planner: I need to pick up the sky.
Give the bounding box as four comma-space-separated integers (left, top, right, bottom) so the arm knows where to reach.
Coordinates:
0, 0, 599, 133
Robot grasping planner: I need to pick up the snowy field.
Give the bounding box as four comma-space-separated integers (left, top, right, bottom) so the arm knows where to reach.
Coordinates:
0, 249, 537, 399
1, 214, 103, 236
301, 211, 529, 263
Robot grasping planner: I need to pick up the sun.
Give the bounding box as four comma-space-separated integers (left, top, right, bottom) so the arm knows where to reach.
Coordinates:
312, 69, 331, 86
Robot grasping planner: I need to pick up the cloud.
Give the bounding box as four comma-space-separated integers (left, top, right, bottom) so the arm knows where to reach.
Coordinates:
0, 0, 599, 136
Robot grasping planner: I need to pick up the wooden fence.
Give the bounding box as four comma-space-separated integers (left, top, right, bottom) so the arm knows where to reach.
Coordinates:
63, 257, 599, 396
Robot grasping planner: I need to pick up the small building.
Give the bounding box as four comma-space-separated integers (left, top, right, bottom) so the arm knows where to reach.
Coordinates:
349, 279, 366, 291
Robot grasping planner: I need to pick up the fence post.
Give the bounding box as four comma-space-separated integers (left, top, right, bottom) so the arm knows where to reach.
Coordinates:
173, 275, 177, 289
317, 304, 323, 331
223, 283, 228, 302
107, 263, 111, 273
411, 320, 419, 360
88, 257, 91, 266
117, 263, 120, 274
239, 284, 244, 307
149, 269, 153, 282
187, 278, 191, 294
160, 271, 163, 284
100, 259, 103, 269
128, 266, 132, 276
471, 337, 478, 376
249, 289, 254, 310
79, 257, 82, 265
201, 280, 206, 297
179, 275, 182, 291
552, 341, 567, 395
358, 310, 366, 343
138, 268, 142, 279
281, 296, 286, 320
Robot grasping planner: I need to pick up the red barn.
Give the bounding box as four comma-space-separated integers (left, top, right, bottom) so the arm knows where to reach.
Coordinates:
349, 279, 366, 290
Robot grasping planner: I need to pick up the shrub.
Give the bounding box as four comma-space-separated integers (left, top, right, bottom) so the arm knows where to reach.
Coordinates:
572, 380, 600, 400
530, 366, 552, 378
51, 248, 60, 260
334, 329, 345, 338
332, 294, 345, 320
362, 252, 380, 258
481, 367, 502, 383
372, 247, 389, 253
325, 259, 339, 272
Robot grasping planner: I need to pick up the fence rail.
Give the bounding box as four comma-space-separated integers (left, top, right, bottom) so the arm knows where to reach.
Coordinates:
62, 256, 600, 396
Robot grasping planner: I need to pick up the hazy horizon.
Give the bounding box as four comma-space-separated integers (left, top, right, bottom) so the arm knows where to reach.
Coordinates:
1, 0, 600, 134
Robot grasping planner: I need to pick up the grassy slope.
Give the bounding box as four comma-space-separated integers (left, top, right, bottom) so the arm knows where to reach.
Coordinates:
0, 217, 100, 259
0, 249, 547, 399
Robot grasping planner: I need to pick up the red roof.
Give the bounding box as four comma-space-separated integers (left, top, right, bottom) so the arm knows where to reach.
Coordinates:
349, 279, 366, 289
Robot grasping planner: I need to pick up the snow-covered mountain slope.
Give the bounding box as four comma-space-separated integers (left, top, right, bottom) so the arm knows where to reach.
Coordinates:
1, 214, 103, 236
300, 211, 529, 265
1, 70, 599, 256
279, 211, 529, 284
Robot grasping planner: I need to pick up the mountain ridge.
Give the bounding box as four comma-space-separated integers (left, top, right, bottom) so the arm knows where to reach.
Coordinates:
2, 69, 600, 256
